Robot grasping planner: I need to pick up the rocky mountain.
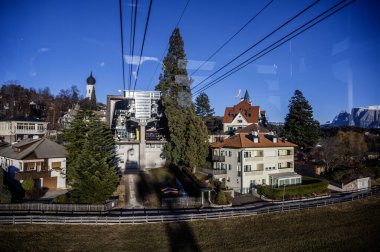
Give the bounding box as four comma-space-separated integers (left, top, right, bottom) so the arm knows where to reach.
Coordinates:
328, 111, 351, 127
350, 106, 380, 128
325, 106, 380, 128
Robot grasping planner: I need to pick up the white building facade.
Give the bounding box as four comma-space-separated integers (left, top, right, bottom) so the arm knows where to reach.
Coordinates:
211, 131, 301, 194
0, 119, 48, 143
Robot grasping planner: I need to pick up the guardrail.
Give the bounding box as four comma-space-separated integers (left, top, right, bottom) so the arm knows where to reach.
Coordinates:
0, 189, 378, 225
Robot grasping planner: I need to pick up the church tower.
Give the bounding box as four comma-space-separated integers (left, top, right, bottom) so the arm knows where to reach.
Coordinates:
86, 72, 96, 100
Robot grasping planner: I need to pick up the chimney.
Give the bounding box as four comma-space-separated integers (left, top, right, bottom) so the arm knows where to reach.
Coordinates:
250, 131, 259, 143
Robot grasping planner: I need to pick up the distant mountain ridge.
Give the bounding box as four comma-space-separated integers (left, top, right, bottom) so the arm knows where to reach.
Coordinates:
325, 106, 380, 128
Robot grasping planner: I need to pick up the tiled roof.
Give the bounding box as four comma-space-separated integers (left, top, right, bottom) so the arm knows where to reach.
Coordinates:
223, 101, 260, 123
0, 138, 67, 160
211, 132, 297, 148
235, 124, 270, 133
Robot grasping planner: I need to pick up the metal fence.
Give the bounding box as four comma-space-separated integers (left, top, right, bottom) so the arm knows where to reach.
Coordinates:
0, 190, 378, 225
0, 200, 117, 214
161, 197, 202, 208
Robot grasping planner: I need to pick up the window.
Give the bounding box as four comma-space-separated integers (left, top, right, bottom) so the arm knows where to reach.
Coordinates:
244, 165, 251, 172
228, 164, 232, 170
256, 164, 264, 171
237, 120, 243, 123
254, 150, 263, 157
37, 124, 44, 132
52, 162, 61, 169
244, 151, 251, 158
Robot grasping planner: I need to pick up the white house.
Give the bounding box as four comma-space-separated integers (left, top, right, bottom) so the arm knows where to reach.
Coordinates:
0, 138, 67, 189
210, 130, 301, 194
0, 118, 48, 143
222, 90, 266, 132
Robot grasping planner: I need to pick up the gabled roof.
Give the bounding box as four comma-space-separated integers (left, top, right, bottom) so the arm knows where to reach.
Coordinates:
235, 123, 270, 133
211, 132, 297, 149
0, 138, 67, 160
223, 101, 260, 124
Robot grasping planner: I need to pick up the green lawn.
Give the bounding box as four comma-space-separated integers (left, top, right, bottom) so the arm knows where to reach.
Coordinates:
0, 197, 379, 251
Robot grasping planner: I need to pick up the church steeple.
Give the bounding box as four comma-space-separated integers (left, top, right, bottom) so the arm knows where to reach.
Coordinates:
86, 72, 96, 100
243, 90, 250, 102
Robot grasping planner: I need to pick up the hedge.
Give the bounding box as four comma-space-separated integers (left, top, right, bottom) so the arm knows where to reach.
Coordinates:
256, 177, 328, 200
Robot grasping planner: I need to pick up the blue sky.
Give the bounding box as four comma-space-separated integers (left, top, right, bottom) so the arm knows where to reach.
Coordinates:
1, 0, 379, 123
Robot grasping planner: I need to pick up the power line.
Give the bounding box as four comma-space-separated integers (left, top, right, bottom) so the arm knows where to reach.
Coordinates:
146, 0, 191, 90
133, 0, 153, 92
128, 0, 138, 94
189, 0, 274, 77
119, 0, 126, 91
191, 0, 321, 91
128, 0, 135, 92
193, 0, 356, 96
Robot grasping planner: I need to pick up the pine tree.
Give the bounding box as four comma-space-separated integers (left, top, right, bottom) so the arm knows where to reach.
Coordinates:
155, 28, 209, 170
195, 92, 215, 118
63, 110, 118, 204
283, 90, 320, 148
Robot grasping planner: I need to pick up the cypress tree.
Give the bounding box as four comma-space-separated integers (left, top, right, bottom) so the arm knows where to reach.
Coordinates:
156, 28, 209, 170
283, 90, 320, 148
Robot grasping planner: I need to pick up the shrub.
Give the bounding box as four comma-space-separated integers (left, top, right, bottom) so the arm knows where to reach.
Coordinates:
0, 186, 12, 203
53, 193, 70, 204
21, 178, 35, 191
25, 188, 45, 200
214, 191, 228, 205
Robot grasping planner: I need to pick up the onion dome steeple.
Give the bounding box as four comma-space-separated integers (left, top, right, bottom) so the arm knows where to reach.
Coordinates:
86, 72, 96, 85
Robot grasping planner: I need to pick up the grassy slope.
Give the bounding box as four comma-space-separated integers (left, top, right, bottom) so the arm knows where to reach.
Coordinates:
0, 198, 379, 252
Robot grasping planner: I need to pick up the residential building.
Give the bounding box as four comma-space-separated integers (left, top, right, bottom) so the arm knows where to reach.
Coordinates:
107, 90, 166, 172
0, 118, 48, 143
222, 90, 266, 132
0, 138, 67, 189
210, 129, 301, 194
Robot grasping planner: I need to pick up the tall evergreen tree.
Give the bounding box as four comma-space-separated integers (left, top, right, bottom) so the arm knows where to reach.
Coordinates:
156, 28, 209, 170
195, 92, 215, 118
283, 90, 320, 148
63, 110, 118, 204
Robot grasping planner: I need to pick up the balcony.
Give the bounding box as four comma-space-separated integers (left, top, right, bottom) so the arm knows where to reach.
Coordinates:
244, 156, 263, 162
278, 155, 293, 160
244, 170, 264, 176
277, 168, 294, 173
212, 155, 225, 162
15, 170, 51, 180
202, 168, 227, 176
